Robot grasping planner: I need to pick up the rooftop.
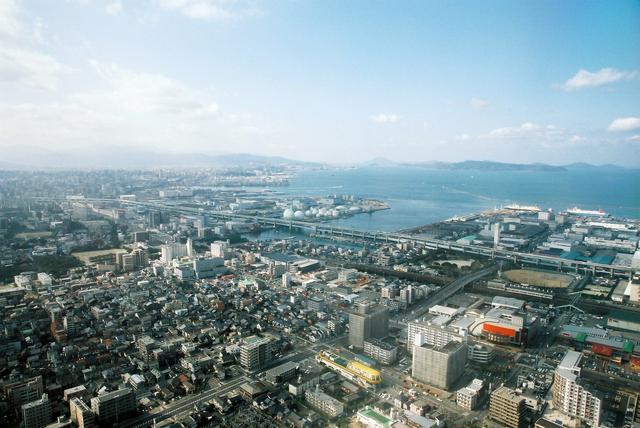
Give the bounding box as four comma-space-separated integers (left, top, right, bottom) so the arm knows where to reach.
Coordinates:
358, 406, 393, 427
558, 350, 582, 370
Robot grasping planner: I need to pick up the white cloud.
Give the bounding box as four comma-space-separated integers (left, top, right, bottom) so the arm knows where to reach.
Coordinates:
155, 0, 260, 20
0, 0, 24, 40
105, 2, 123, 15
0, 46, 68, 89
627, 135, 640, 142
84, 60, 221, 117
562, 68, 637, 91
569, 135, 584, 144
608, 116, 640, 132
484, 122, 571, 149
0, 0, 52, 45
470, 97, 489, 109
489, 122, 541, 137
0, 60, 258, 151
370, 113, 400, 123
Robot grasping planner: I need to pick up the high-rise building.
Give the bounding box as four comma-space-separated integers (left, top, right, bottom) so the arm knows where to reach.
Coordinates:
239, 336, 276, 371
627, 273, 640, 302
4, 376, 44, 409
70, 397, 96, 428
160, 240, 193, 262
90, 389, 136, 427
407, 320, 462, 351
456, 378, 485, 411
489, 386, 526, 428
131, 248, 148, 268
22, 394, 52, 428
493, 222, 501, 248
349, 301, 389, 349
307, 296, 325, 312
282, 272, 292, 288
412, 340, 467, 390
63, 315, 80, 337
132, 231, 150, 243
364, 337, 398, 365
269, 262, 287, 278
210, 241, 231, 259
147, 211, 167, 227
552, 350, 602, 427
400, 285, 415, 305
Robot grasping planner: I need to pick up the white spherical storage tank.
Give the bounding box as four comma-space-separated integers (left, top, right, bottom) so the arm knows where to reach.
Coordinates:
283, 209, 295, 219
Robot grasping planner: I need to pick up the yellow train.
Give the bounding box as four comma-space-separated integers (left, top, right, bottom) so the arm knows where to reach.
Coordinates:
316, 351, 382, 386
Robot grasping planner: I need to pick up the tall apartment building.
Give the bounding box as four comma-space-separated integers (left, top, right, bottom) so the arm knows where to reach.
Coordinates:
364, 337, 398, 365
552, 350, 602, 427
160, 239, 193, 262
70, 397, 96, 428
90, 389, 136, 427
349, 301, 389, 349
412, 340, 467, 390
4, 375, 44, 409
305, 386, 344, 418
307, 295, 326, 312
136, 335, 157, 357
239, 335, 276, 371
210, 241, 231, 259
407, 320, 462, 352
456, 378, 485, 411
22, 394, 52, 428
489, 386, 526, 428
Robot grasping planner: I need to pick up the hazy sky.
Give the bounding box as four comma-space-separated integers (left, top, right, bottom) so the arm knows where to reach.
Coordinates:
1, 0, 639, 165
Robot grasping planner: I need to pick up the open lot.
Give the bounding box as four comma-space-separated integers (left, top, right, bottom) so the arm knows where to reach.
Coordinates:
503, 269, 574, 289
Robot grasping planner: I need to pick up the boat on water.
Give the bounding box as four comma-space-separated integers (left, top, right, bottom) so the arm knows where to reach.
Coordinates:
566, 207, 608, 217
503, 204, 541, 212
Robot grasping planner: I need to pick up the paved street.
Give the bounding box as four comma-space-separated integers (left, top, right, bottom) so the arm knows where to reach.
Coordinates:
116, 376, 249, 428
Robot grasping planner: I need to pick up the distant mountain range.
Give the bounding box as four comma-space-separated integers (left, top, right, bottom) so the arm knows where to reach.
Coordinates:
0, 146, 322, 170
0, 146, 634, 171
359, 158, 635, 172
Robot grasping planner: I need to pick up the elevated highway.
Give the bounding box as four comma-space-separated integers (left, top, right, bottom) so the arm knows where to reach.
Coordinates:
39, 197, 636, 278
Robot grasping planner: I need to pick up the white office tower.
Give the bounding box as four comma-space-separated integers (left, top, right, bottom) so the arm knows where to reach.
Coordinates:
160, 241, 193, 262
186, 238, 193, 257
210, 241, 231, 259
493, 223, 501, 248
631, 250, 640, 270
552, 350, 602, 427
282, 272, 292, 288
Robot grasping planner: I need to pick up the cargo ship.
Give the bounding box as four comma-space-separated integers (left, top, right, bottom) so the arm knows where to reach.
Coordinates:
566, 207, 608, 217
316, 351, 382, 387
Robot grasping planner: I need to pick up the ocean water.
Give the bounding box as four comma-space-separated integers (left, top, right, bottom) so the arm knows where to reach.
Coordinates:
279, 166, 640, 232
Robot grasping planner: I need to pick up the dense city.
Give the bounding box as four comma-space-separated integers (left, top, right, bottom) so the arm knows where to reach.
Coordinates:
0, 168, 639, 428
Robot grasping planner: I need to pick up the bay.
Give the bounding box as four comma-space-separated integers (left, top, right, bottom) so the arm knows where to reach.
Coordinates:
277, 166, 640, 232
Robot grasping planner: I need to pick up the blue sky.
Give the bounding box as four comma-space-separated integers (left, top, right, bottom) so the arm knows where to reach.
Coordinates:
1, 0, 639, 165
